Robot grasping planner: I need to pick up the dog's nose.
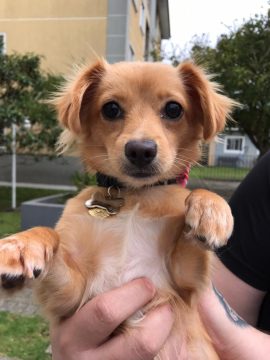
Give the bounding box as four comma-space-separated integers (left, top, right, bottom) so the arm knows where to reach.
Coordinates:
125, 140, 157, 167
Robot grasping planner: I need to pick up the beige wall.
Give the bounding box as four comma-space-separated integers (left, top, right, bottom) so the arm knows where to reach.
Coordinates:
129, 0, 151, 61
0, 0, 107, 74
0, 0, 167, 72
208, 140, 216, 166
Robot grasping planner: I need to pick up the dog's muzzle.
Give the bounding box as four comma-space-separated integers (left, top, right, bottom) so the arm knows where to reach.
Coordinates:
124, 140, 158, 178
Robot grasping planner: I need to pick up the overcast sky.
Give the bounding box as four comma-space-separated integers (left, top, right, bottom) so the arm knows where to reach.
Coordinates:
168, 0, 269, 50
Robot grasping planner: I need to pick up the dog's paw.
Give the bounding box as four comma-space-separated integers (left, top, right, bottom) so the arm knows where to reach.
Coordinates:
184, 189, 233, 250
0, 227, 58, 289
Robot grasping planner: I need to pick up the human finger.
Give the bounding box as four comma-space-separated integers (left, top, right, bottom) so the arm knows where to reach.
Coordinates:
95, 304, 174, 360
57, 278, 156, 349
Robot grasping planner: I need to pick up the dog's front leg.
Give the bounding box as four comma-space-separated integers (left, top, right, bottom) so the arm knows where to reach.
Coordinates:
184, 189, 234, 250
169, 189, 233, 300
0, 227, 59, 288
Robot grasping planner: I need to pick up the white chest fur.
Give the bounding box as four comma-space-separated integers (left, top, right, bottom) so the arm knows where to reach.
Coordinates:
88, 204, 171, 297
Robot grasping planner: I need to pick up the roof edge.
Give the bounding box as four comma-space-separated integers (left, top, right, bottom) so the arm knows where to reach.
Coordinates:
158, 0, 170, 39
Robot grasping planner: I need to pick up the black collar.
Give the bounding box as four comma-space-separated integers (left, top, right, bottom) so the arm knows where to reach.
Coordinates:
96, 172, 178, 188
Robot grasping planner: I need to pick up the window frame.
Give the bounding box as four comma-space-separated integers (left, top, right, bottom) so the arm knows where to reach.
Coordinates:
128, 44, 135, 61
0, 33, 7, 54
224, 135, 245, 154
139, 2, 145, 34
132, 0, 139, 12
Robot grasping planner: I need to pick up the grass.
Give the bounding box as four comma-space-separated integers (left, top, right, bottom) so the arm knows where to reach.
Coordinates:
0, 186, 71, 237
0, 312, 50, 360
0, 211, 21, 237
0, 188, 56, 359
0, 187, 65, 212
190, 165, 250, 181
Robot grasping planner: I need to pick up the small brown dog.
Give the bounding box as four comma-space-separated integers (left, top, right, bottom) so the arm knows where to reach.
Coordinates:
0, 60, 234, 359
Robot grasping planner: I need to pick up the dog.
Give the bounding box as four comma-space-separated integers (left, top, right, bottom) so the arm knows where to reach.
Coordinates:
0, 60, 235, 359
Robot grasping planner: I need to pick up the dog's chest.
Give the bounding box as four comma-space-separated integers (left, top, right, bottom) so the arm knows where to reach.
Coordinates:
120, 207, 170, 285
88, 204, 171, 295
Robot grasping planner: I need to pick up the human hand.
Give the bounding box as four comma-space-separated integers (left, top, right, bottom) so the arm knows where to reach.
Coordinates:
50, 278, 176, 360
198, 285, 270, 360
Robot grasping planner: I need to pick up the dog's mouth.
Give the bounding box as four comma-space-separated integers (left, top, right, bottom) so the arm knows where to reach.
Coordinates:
122, 164, 160, 179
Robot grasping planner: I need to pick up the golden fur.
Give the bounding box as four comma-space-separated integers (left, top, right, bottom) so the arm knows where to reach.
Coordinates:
0, 60, 235, 359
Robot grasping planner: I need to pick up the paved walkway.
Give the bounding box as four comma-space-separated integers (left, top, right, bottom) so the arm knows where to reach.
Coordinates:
188, 178, 239, 201
0, 181, 76, 191
0, 155, 82, 186
0, 287, 38, 316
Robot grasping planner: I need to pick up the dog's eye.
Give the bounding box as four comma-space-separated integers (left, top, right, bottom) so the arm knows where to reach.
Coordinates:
102, 101, 123, 120
163, 101, 184, 120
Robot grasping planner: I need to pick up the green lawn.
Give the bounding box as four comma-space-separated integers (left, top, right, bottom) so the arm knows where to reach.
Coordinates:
0, 211, 21, 237
0, 186, 69, 237
0, 312, 50, 360
0, 188, 56, 359
0, 187, 65, 212
190, 166, 250, 181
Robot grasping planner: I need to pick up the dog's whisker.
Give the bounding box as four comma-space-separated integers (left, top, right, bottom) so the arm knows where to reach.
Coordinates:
83, 144, 107, 148
84, 155, 110, 160
173, 158, 192, 168
176, 147, 200, 153
174, 153, 197, 162
174, 156, 201, 168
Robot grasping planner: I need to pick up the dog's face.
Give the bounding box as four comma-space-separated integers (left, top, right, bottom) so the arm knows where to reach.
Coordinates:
56, 61, 234, 187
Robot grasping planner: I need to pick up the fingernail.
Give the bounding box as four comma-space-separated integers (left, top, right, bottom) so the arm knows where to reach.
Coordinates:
160, 304, 174, 323
33, 268, 42, 278
141, 278, 156, 296
1, 273, 25, 289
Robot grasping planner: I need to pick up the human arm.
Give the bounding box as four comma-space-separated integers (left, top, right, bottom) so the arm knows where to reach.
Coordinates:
196, 150, 270, 359
199, 278, 270, 360
214, 151, 270, 329
50, 278, 176, 360
212, 256, 266, 326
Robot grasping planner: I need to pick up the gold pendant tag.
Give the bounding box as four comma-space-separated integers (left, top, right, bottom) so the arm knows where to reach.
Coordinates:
85, 188, 124, 219
88, 207, 111, 219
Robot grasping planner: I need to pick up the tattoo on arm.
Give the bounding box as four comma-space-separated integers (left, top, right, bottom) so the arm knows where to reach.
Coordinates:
213, 285, 248, 327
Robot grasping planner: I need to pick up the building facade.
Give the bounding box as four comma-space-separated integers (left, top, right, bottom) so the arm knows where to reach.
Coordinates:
207, 130, 259, 168
0, 0, 170, 74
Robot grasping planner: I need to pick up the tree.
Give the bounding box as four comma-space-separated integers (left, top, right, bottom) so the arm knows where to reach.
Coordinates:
192, 10, 270, 155
0, 50, 63, 154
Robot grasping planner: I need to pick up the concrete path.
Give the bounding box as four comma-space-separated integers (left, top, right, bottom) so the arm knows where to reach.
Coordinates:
0, 287, 38, 316
188, 178, 239, 200
0, 154, 82, 186
0, 181, 76, 191
0, 178, 240, 200
0, 154, 240, 198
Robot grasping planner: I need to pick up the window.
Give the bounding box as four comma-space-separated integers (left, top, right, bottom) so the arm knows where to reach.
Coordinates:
224, 136, 245, 154
128, 45, 135, 61
132, 0, 139, 12
0, 33, 6, 54
144, 23, 150, 60
139, 2, 145, 33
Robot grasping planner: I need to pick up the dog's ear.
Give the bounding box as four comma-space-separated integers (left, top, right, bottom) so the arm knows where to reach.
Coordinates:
55, 60, 106, 134
178, 62, 236, 140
